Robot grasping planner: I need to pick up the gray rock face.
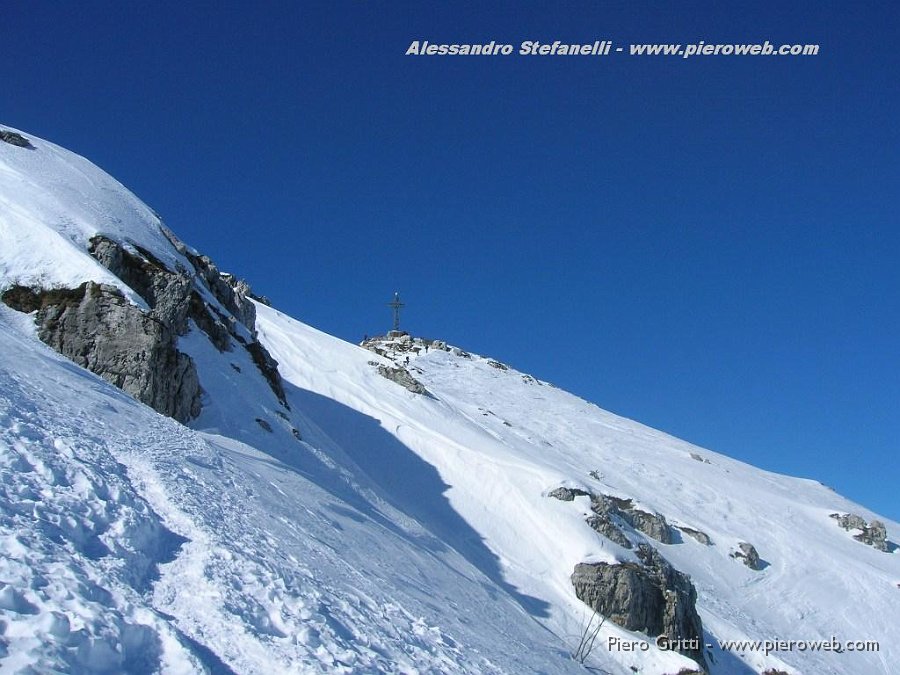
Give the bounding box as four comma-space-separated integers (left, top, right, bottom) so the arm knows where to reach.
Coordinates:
547, 487, 590, 502
246, 341, 288, 407
831, 513, 867, 531
89, 235, 287, 407
629, 510, 673, 544
730, 542, 762, 570
2, 282, 202, 422
591, 494, 673, 544
375, 364, 428, 394
864, 521, 889, 552
0, 129, 33, 148
2, 233, 289, 422
635, 544, 706, 666
830, 513, 890, 552
90, 237, 230, 349
186, 254, 257, 335
571, 543, 706, 669
586, 514, 633, 549
571, 561, 658, 630
676, 525, 712, 546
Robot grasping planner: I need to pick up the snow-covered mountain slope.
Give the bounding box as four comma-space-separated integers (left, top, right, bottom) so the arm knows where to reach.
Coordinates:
0, 126, 186, 306
255, 310, 899, 675
2, 124, 898, 674
0, 304, 577, 673
0, 126, 579, 673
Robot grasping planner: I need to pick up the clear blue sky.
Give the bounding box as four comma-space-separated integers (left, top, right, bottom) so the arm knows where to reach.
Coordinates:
3, 2, 898, 519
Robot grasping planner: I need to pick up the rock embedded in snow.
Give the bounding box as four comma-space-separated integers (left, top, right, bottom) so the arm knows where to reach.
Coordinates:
2, 230, 289, 420
591, 493, 674, 544
375, 363, 428, 394
831, 512, 867, 531
862, 520, 889, 551
2, 281, 203, 422
676, 525, 712, 546
0, 128, 33, 148
830, 512, 890, 552
571, 544, 706, 670
547, 486, 590, 501
731, 542, 763, 570
586, 513, 633, 548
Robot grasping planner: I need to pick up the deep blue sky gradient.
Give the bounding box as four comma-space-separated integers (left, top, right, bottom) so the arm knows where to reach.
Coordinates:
3, 2, 898, 519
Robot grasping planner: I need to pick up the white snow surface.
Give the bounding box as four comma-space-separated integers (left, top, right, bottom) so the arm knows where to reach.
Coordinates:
1, 125, 898, 674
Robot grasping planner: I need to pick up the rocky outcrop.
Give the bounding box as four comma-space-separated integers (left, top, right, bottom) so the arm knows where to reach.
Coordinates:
90, 237, 230, 349
861, 521, 889, 551
373, 363, 428, 395
546, 485, 677, 549
2, 282, 202, 422
571, 561, 656, 630
2, 233, 289, 421
831, 513, 867, 531
547, 486, 590, 501
586, 514, 633, 549
571, 544, 706, 669
676, 525, 712, 546
89, 235, 287, 408
830, 513, 889, 552
591, 494, 674, 544
246, 341, 288, 407
730, 542, 762, 570
0, 129, 33, 148
184, 254, 257, 335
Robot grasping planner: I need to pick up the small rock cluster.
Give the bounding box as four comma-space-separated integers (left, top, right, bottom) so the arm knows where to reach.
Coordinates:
0, 129, 33, 148
676, 526, 712, 546
547, 484, 708, 670
730, 542, 763, 570
830, 512, 890, 552
547, 485, 716, 551
371, 362, 428, 395
361, 333, 454, 395
590, 493, 674, 546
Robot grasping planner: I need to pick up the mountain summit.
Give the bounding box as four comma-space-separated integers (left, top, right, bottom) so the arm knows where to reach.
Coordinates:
1, 126, 897, 674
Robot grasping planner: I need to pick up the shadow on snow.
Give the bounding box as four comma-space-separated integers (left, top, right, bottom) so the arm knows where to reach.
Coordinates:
266, 381, 552, 620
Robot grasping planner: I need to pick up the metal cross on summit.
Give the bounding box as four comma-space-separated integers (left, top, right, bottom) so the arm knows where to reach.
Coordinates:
388, 292, 404, 333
